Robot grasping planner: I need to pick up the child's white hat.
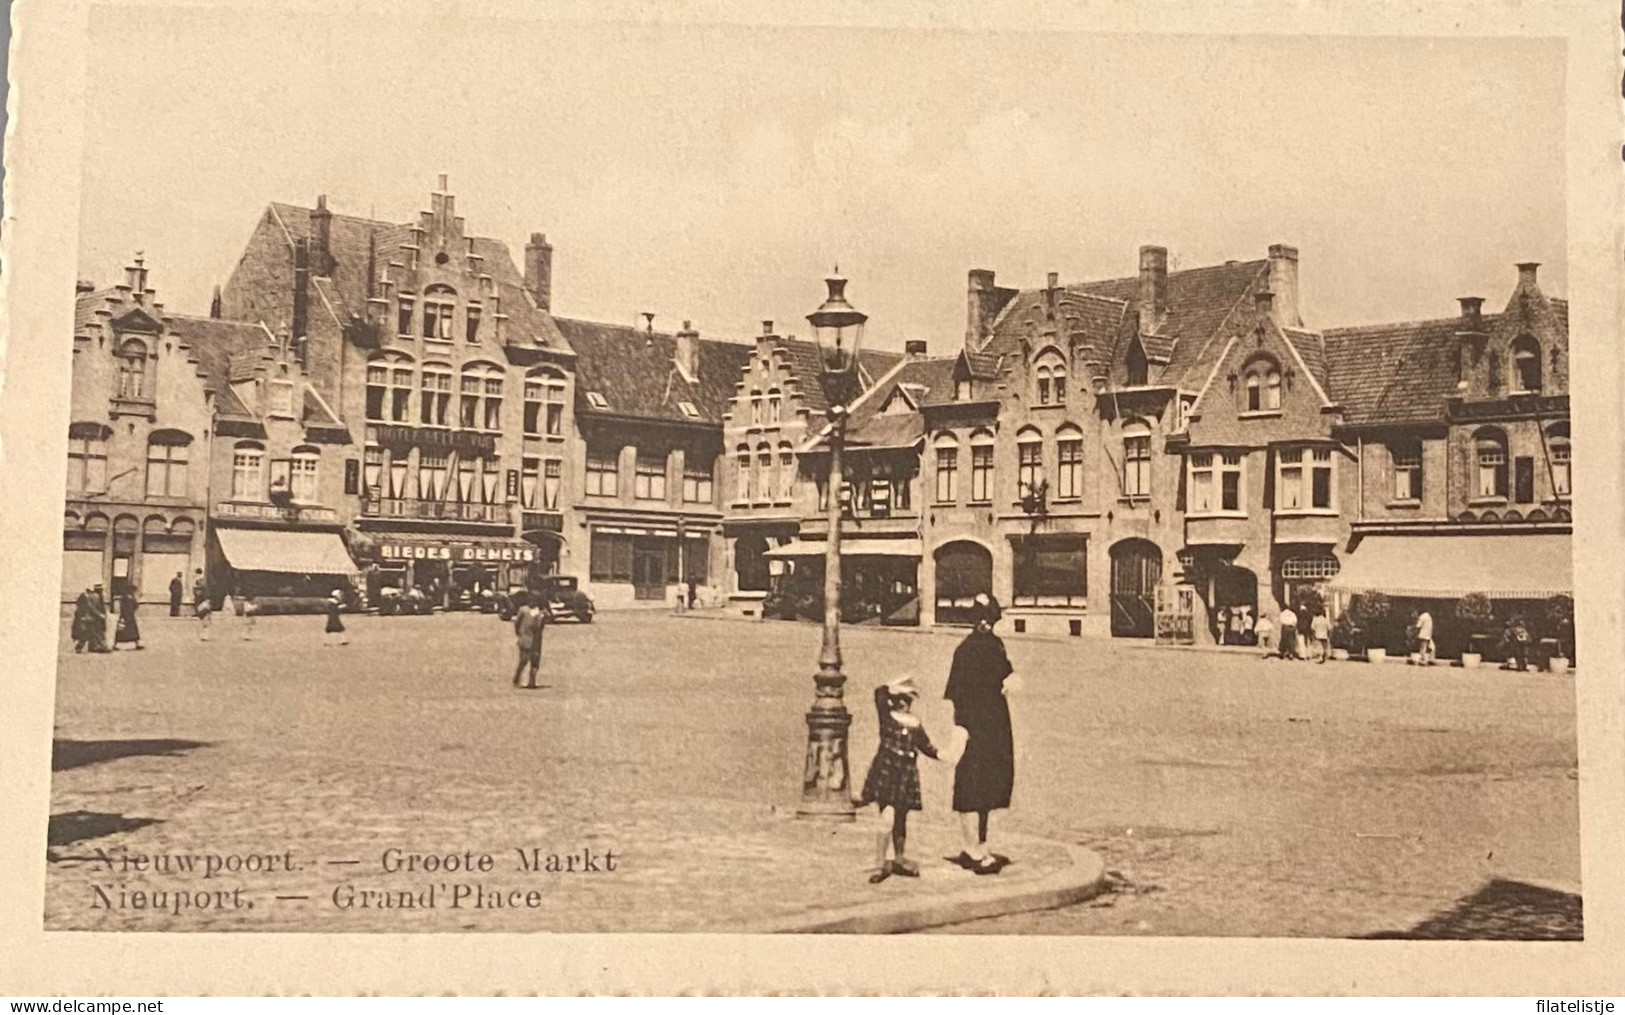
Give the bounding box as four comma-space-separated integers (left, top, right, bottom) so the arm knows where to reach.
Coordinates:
884, 674, 919, 698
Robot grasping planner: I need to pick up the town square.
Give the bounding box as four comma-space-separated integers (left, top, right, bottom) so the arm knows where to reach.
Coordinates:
46, 607, 1579, 936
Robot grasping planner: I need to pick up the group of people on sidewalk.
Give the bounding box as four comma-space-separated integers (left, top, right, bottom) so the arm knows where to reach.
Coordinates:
859, 593, 1017, 884
69, 583, 143, 652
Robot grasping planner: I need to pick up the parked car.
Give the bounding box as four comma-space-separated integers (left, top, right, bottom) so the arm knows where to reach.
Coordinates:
534, 575, 595, 623
376, 586, 435, 616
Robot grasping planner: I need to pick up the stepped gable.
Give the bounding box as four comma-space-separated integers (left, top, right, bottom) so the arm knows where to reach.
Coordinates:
556, 318, 753, 424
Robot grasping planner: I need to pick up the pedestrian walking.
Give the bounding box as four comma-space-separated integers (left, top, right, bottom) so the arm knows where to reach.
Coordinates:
70, 586, 97, 653
323, 589, 349, 646
113, 592, 144, 650
1277, 605, 1299, 660
84, 584, 111, 653
944, 593, 1015, 876
168, 572, 184, 618
192, 569, 212, 641
512, 593, 547, 689
859, 674, 939, 884
1415, 608, 1435, 666
241, 595, 259, 640
1254, 614, 1275, 658
1310, 609, 1331, 664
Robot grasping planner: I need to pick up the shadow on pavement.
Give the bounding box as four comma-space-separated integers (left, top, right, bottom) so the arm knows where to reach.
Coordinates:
52, 738, 208, 772
1361, 878, 1582, 940
47, 810, 160, 849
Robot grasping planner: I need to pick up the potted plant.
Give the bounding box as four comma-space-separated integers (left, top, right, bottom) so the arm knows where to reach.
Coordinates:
1455, 593, 1495, 669
1329, 612, 1355, 661
1544, 594, 1574, 673
1348, 591, 1391, 663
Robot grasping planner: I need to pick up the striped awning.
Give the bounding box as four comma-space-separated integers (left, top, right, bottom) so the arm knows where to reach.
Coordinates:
215, 527, 359, 577
1328, 534, 1571, 600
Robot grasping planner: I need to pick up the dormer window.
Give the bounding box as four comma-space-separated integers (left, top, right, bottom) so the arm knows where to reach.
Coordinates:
587, 391, 610, 410
1511, 335, 1542, 393
955, 378, 972, 401
678, 401, 700, 420
1242, 357, 1282, 412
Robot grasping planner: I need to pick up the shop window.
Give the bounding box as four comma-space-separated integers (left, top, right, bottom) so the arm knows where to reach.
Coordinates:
145, 431, 191, 499
1122, 423, 1151, 497
420, 366, 452, 426
1511, 335, 1542, 394
586, 450, 619, 497
117, 339, 148, 399
1280, 555, 1340, 581
232, 441, 265, 499
1056, 427, 1083, 499
934, 433, 959, 503
590, 532, 635, 583
1391, 441, 1422, 501
635, 452, 668, 501
1012, 534, 1087, 608
1475, 427, 1509, 498
67, 424, 110, 494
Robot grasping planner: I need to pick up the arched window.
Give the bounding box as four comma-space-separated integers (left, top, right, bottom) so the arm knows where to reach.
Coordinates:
933, 433, 960, 503
459, 362, 503, 431
67, 422, 111, 494
749, 390, 763, 426
1056, 424, 1084, 499
232, 440, 265, 499
767, 388, 782, 424
145, 430, 191, 498
524, 367, 567, 437
1243, 355, 1282, 412
778, 441, 795, 501
969, 430, 996, 502
756, 442, 773, 503
1548, 422, 1571, 497
1512, 335, 1542, 393
1034, 349, 1066, 406
736, 444, 752, 503
289, 445, 320, 503
1475, 426, 1509, 499
422, 284, 456, 340
419, 363, 452, 425
117, 339, 148, 399
1016, 427, 1044, 497
367, 353, 415, 422
1122, 421, 1152, 497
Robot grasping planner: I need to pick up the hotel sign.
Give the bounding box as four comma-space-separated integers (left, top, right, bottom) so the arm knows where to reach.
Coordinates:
373, 425, 498, 457
379, 543, 537, 562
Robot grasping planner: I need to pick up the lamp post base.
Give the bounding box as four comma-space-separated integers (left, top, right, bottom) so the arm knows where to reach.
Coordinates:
797, 701, 855, 821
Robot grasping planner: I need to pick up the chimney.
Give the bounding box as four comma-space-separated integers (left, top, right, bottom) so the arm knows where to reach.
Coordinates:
1267, 244, 1301, 327
524, 233, 553, 311
1458, 296, 1485, 331
1516, 262, 1540, 288
762, 319, 775, 336
210, 285, 223, 319
905, 339, 928, 359
311, 195, 334, 276
675, 320, 701, 380
966, 268, 998, 351
1138, 245, 1168, 334
75, 279, 96, 295
124, 252, 148, 297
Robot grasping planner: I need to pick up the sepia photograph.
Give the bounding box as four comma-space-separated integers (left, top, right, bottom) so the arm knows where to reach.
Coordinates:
3, 0, 1623, 997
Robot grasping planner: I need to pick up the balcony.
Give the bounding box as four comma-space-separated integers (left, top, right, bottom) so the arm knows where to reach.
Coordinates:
361, 496, 511, 525
214, 500, 339, 525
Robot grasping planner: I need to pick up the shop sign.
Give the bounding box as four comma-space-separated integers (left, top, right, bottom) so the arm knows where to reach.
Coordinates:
374, 424, 498, 458
379, 543, 537, 562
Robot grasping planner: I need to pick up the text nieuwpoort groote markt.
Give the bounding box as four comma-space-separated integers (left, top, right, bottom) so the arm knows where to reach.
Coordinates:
81, 846, 621, 916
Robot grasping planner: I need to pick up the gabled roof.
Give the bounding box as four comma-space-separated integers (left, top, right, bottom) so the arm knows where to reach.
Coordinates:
556, 319, 752, 425
984, 259, 1268, 387
839, 356, 958, 449
164, 314, 279, 419
267, 202, 570, 354
1323, 316, 1469, 425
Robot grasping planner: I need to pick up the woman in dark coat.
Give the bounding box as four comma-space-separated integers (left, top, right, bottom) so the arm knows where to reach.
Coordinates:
945, 593, 1015, 875
113, 593, 144, 649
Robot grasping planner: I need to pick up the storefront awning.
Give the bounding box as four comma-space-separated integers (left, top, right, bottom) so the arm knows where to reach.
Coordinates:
1328, 534, 1571, 600
765, 537, 922, 559
215, 528, 359, 577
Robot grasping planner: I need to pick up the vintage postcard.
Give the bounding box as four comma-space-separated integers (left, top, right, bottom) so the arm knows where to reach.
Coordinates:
2, 0, 1622, 996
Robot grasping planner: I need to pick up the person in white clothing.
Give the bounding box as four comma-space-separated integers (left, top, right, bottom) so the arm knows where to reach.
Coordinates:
1415, 609, 1435, 666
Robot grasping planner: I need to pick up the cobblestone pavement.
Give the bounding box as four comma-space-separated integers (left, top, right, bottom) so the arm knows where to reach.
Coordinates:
43, 609, 1579, 936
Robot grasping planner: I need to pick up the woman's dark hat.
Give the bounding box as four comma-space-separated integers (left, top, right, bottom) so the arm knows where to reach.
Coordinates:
971, 593, 1003, 625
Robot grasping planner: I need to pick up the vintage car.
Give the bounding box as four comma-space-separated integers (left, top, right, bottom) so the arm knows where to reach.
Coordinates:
375, 586, 435, 616
498, 575, 595, 623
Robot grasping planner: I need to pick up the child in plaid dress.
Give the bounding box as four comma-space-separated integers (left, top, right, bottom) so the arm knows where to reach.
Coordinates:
860, 674, 939, 884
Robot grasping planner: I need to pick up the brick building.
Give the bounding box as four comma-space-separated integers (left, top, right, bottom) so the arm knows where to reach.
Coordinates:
216, 179, 573, 606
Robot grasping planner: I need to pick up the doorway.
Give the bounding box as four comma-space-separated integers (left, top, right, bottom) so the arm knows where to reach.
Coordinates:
633, 541, 667, 600
1110, 539, 1162, 638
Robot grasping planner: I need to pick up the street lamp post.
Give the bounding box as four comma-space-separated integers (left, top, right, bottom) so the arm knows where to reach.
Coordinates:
798, 271, 867, 821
